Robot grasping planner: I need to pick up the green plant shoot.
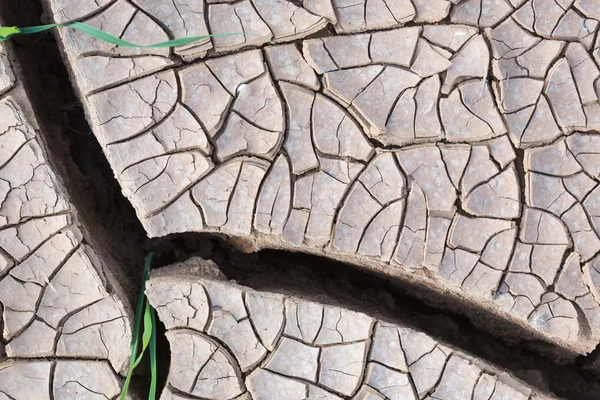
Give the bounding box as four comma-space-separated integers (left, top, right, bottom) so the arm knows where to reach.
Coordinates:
0, 21, 263, 47
0, 26, 19, 40
120, 252, 158, 400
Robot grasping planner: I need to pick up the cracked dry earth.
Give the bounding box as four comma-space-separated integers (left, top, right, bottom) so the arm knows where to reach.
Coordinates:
145, 268, 552, 400
45, 0, 600, 352
0, 0, 599, 398
0, 34, 133, 399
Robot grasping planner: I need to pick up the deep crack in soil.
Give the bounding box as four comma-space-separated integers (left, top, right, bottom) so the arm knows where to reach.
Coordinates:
0, 0, 162, 395
3, 0, 600, 399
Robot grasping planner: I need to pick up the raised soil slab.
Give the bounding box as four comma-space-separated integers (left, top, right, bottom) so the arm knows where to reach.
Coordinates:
0, 33, 132, 399
46, 0, 600, 354
146, 270, 556, 400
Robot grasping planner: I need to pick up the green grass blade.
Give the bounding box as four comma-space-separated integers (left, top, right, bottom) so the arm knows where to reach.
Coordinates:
0, 26, 19, 40
14, 22, 254, 48
66, 22, 211, 48
18, 23, 61, 34
134, 300, 153, 367
149, 306, 158, 400
120, 253, 154, 400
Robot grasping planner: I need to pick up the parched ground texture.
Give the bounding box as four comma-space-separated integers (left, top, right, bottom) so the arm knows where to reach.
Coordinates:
146, 270, 554, 400
44, 0, 600, 355
0, 34, 134, 399
0, 0, 599, 398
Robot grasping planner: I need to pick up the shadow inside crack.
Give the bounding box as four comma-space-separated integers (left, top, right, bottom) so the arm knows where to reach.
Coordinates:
126, 314, 171, 399
149, 231, 600, 400
0, 0, 162, 396
0, 0, 149, 305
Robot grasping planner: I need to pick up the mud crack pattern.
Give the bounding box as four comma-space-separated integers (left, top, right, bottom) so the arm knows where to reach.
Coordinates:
146, 273, 555, 400
46, 0, 600, 354
0, 34, 132, 399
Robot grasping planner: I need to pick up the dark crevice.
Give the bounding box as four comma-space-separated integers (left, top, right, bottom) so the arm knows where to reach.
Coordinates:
155, 315, 171, 397
0, 0, 149, 305
149, 232, 600, 400
0, 0, 159, 395
128, 315, 170, 399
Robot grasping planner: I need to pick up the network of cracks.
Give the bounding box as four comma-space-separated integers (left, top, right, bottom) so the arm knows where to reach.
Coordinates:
2, 0, 600, 398
49, 0, 600, 352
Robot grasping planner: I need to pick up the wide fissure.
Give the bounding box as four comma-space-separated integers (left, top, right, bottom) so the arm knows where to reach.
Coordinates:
149, 232, 600, 400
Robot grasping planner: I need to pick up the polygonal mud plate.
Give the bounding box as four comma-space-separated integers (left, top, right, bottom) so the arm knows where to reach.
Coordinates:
0, 31, 133, 400
146, 273, 556, 400
44, 0, 600, 356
